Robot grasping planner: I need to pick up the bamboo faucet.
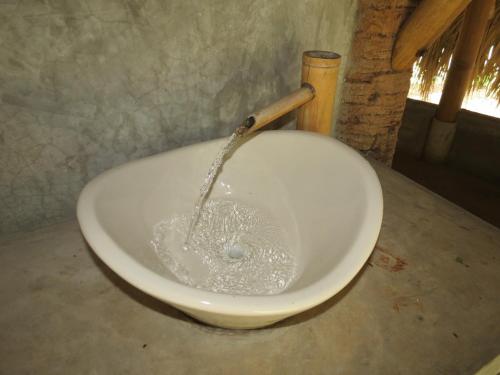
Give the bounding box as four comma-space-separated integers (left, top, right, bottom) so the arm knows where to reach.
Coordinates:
245, 51, 341, 135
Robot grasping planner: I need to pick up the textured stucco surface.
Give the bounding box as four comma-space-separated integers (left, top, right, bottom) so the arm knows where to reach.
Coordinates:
0, 0, 357, 234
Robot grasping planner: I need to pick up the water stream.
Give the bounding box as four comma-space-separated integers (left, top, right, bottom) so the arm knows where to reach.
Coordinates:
184, 126, 247, 246
151, 127, 298, 295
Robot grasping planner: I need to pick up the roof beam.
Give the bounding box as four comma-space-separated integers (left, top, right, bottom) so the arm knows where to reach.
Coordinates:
392, 0, 472, 71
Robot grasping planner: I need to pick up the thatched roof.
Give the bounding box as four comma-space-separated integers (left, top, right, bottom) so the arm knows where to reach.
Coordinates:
413, 0, 500, 103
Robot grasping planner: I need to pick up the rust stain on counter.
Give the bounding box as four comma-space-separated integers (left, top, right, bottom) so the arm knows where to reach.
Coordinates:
369, 244, 408, 272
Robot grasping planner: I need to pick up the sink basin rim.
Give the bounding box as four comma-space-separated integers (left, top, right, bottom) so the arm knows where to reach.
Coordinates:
77, 130, 383, 318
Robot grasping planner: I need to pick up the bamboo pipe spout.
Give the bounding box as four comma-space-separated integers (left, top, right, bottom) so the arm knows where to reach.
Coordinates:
243, 50, 341, 135
244, 85, 315, 134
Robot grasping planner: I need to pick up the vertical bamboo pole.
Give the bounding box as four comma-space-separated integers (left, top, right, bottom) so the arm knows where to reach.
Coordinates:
435, 0, 494, 122
423, 0, 494, 162
297, 51, 341, 135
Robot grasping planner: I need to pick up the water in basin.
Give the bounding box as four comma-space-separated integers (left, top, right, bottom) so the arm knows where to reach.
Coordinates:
152, 198, 298, 295
151, 127, 298, 295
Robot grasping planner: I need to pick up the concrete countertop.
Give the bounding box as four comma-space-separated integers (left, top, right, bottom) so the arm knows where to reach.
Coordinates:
1, 162, 499, 374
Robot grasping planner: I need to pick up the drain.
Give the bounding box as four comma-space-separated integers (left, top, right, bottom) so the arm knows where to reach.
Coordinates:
227, 243, 245, 259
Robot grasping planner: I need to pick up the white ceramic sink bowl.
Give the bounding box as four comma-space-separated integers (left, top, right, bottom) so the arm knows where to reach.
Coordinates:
77, 130, 383, 329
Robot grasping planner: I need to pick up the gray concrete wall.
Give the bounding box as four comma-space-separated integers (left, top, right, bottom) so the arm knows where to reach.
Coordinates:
0, 0, 358, 234
397, 99, 500, 184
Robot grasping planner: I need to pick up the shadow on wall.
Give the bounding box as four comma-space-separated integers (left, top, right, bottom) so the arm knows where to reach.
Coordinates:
396, 99, 500, 184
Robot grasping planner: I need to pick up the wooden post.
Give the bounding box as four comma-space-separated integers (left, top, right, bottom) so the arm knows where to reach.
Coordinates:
423, 0, 494, 162
297, 51, 341, 135
435, 0, 494, 123
392, 0, 472, 71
